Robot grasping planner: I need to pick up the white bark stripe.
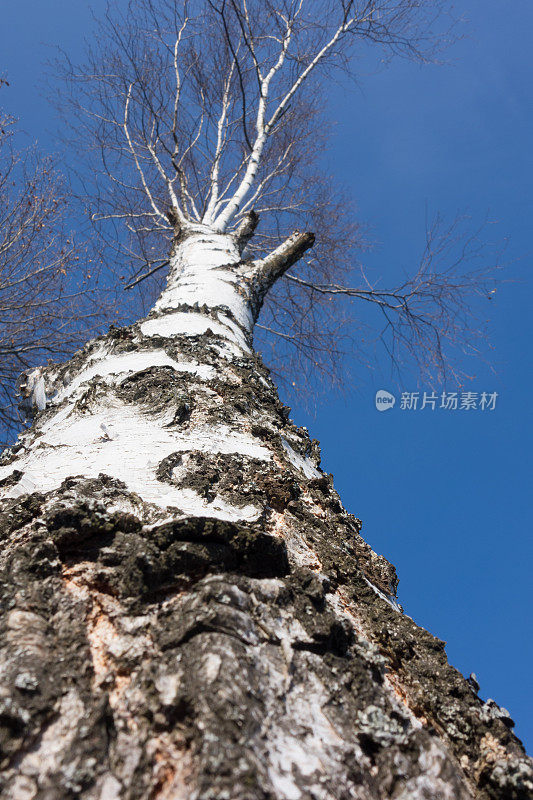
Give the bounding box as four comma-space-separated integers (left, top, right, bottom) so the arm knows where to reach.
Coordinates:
0, 399, 270, 518
154, 231, 254, 334
53, 350, 215, 403
281, 438, 321, 480
139, 311, 251, 353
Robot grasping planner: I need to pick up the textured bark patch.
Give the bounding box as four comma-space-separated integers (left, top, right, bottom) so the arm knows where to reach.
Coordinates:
6, 487, 290, 603
158, 449, 300, 512
0, 312, 531, 798
117, 365, 195, 421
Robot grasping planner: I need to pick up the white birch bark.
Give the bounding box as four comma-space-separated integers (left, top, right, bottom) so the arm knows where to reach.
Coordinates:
0, 229, 531, 800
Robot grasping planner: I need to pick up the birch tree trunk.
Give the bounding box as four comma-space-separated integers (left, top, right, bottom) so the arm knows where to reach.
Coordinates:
0, 226, 531, 800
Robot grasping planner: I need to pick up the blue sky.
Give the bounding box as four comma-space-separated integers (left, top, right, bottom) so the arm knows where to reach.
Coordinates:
2, 1, 532, 749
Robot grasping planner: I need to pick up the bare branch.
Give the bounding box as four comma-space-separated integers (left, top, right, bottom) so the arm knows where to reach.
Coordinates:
123, 83, 170, 224
234, 209, 259, 251
0, 108, 108, 440
253, 229, 315, 291
123, 258, 170, 290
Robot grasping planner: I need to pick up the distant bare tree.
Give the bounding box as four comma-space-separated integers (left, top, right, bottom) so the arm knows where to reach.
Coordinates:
0, 107, 102, 441
57, 0, 497, 390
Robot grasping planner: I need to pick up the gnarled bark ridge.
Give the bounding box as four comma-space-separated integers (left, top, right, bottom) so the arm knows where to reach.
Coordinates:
0, 225, 531, 800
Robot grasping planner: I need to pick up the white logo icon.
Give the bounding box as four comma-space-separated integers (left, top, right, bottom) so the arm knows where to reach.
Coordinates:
375, 390, 396, 411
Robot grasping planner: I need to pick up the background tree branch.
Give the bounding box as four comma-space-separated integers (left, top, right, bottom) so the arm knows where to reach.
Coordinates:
0, 105, 107, 442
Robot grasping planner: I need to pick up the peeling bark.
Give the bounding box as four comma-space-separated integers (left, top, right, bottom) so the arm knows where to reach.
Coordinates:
0, 229, 531, 799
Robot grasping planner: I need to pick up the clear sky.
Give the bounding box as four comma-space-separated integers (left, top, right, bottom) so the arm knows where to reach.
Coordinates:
2, 0, 531, 750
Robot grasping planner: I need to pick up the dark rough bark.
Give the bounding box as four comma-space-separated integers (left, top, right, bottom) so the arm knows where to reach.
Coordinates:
0, 239, 531, 798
